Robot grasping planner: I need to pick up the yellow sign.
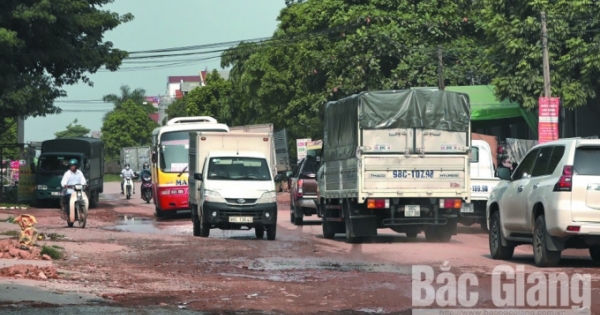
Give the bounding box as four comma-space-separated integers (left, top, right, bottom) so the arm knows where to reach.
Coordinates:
18, 165, 35, 202
306, 140, 323, 150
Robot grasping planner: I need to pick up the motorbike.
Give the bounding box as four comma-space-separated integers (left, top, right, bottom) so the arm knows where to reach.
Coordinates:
123, 175, 134, 199
60, 184, 88, 228
141, 173, 153, 204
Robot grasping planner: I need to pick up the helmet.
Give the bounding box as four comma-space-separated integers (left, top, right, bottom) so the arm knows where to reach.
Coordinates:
143, 162, 149, 169
68, 159, 78, 167
125, 163, 130, 170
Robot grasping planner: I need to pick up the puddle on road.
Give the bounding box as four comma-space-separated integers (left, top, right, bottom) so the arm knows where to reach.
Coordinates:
103, 215, 189, 235
244, 257, 411, 274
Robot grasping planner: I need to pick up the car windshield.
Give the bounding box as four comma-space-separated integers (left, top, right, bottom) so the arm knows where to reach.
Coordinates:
159, 129, 226, 173
207, 157, 271, 181
38, 155, 80, 172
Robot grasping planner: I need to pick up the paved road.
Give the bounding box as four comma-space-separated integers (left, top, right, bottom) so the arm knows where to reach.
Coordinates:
0, 182, 598, 314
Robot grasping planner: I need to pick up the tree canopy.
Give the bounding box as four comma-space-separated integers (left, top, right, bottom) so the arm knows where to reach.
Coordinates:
479, 0, 600, 109
102, 85, 154, 121
54, 119, 91, 139
186, 70, 234, 124
0, 0, 133, 124
101, 100, 158, 160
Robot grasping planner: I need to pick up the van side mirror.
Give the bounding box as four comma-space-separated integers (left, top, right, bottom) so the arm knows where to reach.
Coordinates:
497, 167, 512, 181
274, 174, 283, 182
193, 173, 202, 180
286, 171, 293, 177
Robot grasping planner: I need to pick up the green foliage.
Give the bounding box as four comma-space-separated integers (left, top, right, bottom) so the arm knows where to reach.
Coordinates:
0, 1, 133, 120
100, 100, 158, 160
186, 70, 233, 123
165, 98, 187, 121
222, 0, 490, 145
54, 119, 91, 138
479, 0, 600, 109
0, 118, 18, 160
41, 245, 63, 260
102, 85, 153, 122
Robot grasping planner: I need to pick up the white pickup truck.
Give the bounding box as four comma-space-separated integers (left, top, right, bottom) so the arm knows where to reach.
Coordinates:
459, 139, 500, 231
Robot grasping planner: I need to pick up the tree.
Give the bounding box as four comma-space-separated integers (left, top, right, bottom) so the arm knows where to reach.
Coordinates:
0, 119, 18, 161
0, 1, 133, 128
101, 100, 158, 160
102, 85, 153, 121
54, 119, 91, 138
186, 70, 234, 124
479, 1, 600, 109
165, 97, 187, 121
222, 0, 489, 145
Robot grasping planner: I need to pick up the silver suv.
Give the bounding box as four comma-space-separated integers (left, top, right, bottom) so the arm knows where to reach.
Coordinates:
487, 138, 600, 267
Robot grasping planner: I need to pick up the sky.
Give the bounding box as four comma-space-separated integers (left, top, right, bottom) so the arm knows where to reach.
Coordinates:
24, 0, 286, 142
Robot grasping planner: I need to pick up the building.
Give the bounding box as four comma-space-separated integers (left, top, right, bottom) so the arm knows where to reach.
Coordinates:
166, 73, 205, 98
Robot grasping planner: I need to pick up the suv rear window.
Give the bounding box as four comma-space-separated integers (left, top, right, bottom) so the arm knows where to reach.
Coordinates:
301, 156, 320, 174
574, 147, 600, 176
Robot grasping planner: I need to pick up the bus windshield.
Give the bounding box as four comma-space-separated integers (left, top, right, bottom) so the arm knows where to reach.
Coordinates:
158, 129, 226, 173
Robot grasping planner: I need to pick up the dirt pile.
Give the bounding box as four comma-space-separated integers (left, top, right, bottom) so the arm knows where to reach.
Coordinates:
0, 239, 46, 260
0, 265, 58, 280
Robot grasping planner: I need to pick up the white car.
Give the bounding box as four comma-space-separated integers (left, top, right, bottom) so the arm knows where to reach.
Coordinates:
486, 138, 600, 267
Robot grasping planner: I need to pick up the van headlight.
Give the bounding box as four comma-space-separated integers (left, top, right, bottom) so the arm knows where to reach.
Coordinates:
257, 191, 277, 204
203, 190, 225, 203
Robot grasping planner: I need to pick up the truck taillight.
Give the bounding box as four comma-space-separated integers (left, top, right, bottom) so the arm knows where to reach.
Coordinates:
439, 198, 461, 209
554, 165, 573, 192
367, 199, 389, 209
296, 179, 303, 198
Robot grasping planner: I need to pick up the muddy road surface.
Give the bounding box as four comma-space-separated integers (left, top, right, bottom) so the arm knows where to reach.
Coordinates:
1, 182, 599, 314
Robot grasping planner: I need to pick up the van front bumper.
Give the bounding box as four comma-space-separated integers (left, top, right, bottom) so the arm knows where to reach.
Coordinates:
201, 201, 278, 226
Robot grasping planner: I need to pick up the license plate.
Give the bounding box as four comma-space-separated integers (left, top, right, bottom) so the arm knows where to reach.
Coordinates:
51, 192, 62, 196
228, 216, 253, 223
405, 205, 420, 217
461, 203, 474, 213
392, 170, 434, 179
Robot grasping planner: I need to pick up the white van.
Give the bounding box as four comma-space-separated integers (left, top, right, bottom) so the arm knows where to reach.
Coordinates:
188, 132, 279, 240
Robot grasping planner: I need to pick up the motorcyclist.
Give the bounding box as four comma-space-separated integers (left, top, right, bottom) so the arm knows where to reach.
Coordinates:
140, 162, 152, 199
61, 159, 87, 217
120, 163, 136, 195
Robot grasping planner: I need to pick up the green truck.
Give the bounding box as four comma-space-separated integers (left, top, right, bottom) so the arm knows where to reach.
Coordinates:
34, 138, 104, 208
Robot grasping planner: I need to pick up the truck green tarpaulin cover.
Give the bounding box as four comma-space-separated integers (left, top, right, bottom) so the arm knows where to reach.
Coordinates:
322, 89, 471, 162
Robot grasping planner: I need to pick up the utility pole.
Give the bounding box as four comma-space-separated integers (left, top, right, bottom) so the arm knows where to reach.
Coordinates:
541, 11, 551, 97
437, 45, 445, 90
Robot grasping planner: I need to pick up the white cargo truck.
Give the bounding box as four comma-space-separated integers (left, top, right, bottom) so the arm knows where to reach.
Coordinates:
229, 124, 290, 173
316, 89, 472, 243
459, 139, 500, 231
188, 132, 279, 240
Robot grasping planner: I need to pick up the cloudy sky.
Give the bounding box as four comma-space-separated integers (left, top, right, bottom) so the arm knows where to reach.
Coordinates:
24, 0, 285, 142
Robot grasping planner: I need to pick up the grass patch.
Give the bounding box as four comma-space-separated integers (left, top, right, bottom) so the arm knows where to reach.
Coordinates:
46, 233, 65, 241
5, 216, 15, 223
104, 174, 121, 182
0, 230, 19, 237
51, 245, 64, 250
40, 245, 63, 260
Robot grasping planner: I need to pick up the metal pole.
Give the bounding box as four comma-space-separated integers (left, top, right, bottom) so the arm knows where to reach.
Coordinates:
541, 11, 551, 97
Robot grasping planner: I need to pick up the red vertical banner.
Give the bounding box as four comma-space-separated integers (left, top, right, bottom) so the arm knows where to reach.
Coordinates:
538, 97, 560, 144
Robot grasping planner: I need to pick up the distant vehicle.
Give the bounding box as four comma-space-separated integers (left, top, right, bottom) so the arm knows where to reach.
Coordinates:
34, 138, 104, 208
488, 138, 600, 267
289, 155, 319, 225
151, 116, 229, 218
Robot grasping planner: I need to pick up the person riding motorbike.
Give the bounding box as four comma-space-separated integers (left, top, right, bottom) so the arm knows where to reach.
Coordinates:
120, 163, 136, 195
140, 162, 152, 199
61, 159, 87, 217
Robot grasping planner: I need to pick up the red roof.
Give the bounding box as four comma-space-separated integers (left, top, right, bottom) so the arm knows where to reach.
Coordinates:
148, 113, 159, 123
167, 75, 202, 83
175, 90, 184, 99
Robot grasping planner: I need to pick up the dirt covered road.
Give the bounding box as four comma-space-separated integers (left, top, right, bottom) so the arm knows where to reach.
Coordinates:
1, 182, 600, 314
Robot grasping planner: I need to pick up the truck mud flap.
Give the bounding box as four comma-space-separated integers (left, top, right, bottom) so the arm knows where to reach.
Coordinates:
382, 218, 448, 226
347, 215, 377, 237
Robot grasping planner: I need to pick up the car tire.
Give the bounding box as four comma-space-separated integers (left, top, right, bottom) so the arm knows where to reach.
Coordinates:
266, 224, 276, 240
533, 215, 561, 267
406, 232, 418, 238
489, 211, 515, 260
255, 228, 265, 239
589, 246, 600, 263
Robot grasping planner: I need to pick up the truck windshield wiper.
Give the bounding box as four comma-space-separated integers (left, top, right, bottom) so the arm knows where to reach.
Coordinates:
177, 165, 188, 177
208, 175, 230, 180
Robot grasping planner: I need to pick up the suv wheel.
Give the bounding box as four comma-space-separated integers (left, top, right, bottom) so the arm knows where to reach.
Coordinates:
589, 247, 600, 263
489, 211, 515, 260
533, 215, 561, 267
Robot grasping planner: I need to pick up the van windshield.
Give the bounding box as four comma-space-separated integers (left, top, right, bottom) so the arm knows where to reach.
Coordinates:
574, 146, 600, 176
38, 155, 80, 172
207, 157, 271, 181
